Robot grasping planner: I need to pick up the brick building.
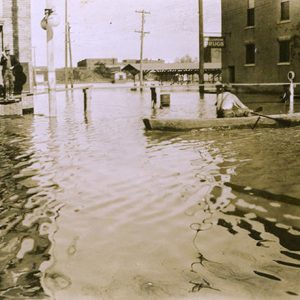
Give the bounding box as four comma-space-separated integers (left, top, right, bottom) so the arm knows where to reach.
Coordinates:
77, 58, 118, 69
0, 0, 32, 91
222, 0, 300, 88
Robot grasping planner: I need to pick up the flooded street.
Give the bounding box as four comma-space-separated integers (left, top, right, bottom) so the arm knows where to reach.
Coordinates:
0, 86, 300, 300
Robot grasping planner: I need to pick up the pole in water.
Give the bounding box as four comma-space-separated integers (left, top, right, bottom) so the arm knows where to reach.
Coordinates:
64, 0, 69, 90
288, 71, 295, 114
198, 0, 205, 99
135, 10, 150, 92
83, 87, 91, 112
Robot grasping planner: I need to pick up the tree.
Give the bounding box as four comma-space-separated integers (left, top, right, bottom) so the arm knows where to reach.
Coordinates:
94, 62, 111, 78
175, 54, 198, 63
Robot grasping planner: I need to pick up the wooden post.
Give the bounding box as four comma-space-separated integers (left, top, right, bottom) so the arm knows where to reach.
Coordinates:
64, 0, 68, 89
83, 87, 91, 112
68, 22, 74, 88
135, 10, 150, 92
198, 0, 205, 99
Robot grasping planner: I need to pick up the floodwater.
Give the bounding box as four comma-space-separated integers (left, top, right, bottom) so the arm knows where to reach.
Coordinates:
0, 85, 299, 300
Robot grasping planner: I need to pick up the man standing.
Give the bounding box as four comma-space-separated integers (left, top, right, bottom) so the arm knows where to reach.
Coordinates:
150, 85, 157, 108
0, 45, 19, 99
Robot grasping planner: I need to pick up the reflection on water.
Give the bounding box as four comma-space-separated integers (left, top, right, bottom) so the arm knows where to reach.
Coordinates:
0, 87, 300, 299
0, 117, 62, 299
187, 128, 300, 299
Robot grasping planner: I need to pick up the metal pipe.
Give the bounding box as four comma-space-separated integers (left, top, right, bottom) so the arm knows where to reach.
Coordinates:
288, 71, 295, 114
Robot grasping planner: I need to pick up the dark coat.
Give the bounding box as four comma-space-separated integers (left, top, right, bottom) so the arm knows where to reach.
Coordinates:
150, 87, 157, 101
13, 64, 27, 95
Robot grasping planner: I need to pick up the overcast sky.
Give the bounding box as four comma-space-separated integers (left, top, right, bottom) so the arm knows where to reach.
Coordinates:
31, 0, 221, 67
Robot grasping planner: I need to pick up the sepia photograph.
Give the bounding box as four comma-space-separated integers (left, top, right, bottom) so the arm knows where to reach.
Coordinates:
0, 0, 299, 299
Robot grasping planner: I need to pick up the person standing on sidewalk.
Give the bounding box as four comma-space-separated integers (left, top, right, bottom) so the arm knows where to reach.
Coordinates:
0, 45, 19, 99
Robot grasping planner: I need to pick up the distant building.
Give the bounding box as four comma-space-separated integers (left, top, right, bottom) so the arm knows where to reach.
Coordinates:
77, 58, 118, 69
122, 58, 165, 64
222, 0, 300, 88
113, 71, 126, 81
0, 0, 32, 91
122, 62, 221, 83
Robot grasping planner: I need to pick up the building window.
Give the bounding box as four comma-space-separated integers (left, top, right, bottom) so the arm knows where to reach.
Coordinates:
281, 0, 290, 21
247, 0, 255, 26
279, 40, 290, 62
246, 44, 255, 64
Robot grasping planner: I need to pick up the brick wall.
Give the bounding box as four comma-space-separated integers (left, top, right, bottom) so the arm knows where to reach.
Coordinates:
222, 0, 300, 89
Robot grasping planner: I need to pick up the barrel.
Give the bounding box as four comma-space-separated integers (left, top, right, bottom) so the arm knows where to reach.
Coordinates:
160, 94, 170, 107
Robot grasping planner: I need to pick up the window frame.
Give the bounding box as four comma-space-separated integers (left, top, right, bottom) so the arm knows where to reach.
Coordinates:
245, 43, 256, 65
278, 39, 290, 63
247, 0, 255, 27
280, 0, 290, 21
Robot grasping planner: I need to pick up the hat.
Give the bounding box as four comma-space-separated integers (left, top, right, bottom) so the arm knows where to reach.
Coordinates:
4, 45, 10, 51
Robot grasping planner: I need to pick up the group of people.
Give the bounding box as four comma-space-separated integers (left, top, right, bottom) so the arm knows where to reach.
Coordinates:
0, 45, 26, 100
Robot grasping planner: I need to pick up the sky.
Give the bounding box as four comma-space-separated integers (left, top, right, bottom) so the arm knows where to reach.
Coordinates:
31, 0, 221, 67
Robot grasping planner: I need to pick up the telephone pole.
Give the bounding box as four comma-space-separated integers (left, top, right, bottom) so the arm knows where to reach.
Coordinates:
65, 0, 69, 89
198, 0, 205, 99
32, 46, 37, 87
135, 10, 150, 91
68, 22, 74, 88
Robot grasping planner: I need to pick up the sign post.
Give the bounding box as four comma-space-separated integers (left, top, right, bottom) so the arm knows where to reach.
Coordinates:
41, 1, 60, 117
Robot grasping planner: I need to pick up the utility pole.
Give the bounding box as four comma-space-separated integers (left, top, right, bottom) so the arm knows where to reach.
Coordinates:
65, 0, 69, 89
198, 0, 205, 99
135, 10, 150, 91
32, 46, 37, 87
68, 22, 74, 88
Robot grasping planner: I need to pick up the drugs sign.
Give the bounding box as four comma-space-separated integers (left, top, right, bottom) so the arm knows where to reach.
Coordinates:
207, 37, 225, 48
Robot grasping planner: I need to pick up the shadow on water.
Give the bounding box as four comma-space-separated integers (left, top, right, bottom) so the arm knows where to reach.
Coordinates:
175, 128, 300, 298
0, 118, 61, 299
188, 178, 300, 297
221, 183, 300, 252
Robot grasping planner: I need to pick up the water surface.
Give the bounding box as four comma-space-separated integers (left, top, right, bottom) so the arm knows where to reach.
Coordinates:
0, 87, 299, 299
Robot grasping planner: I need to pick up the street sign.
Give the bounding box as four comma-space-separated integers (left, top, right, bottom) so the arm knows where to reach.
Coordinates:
207, 37, 225, 48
